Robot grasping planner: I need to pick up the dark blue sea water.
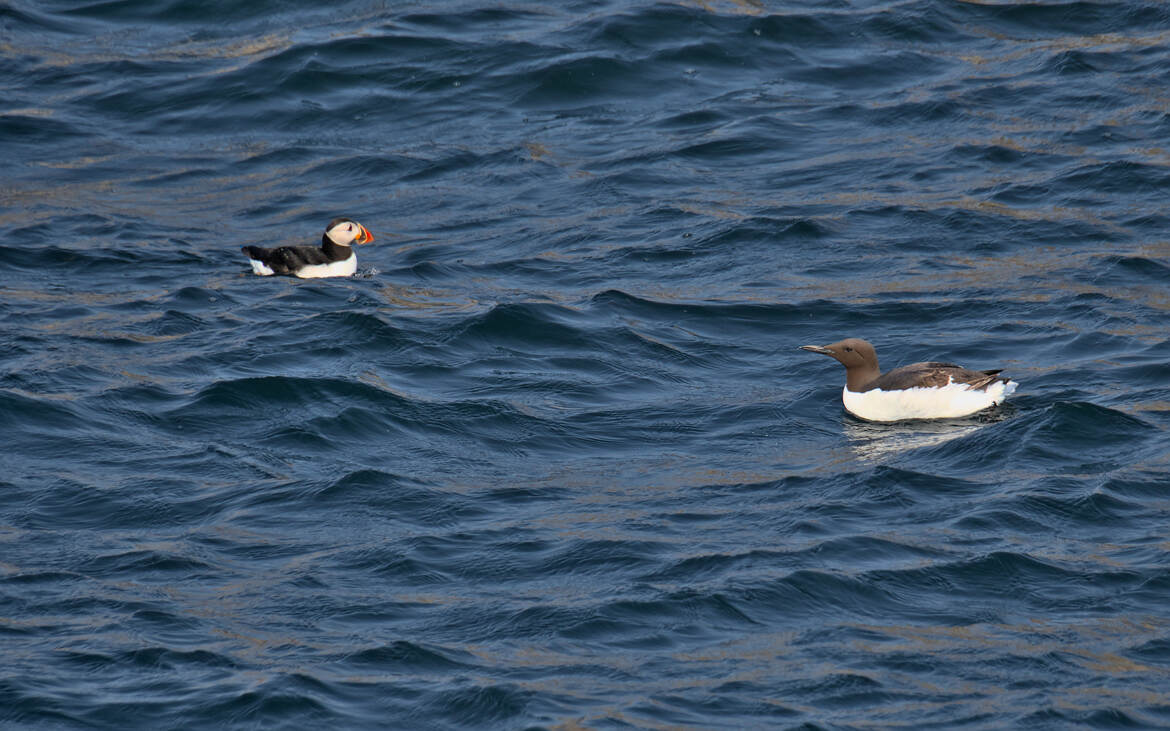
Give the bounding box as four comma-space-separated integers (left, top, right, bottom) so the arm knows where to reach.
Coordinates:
4, 1, 1170, 728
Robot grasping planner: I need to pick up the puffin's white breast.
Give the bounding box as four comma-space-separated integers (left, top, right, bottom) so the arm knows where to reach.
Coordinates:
294, 254, 357, 279
842, 379, 1017, 422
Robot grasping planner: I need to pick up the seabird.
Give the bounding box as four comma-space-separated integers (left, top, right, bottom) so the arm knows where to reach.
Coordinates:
242, 217, 373, 278
800, 337, 1018, 421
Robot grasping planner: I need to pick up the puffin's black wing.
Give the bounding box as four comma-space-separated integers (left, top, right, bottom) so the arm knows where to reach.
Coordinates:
242, 244, 331, 275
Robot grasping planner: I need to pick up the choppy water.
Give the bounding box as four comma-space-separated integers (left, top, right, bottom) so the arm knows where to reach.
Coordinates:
4, 0, 1170, 728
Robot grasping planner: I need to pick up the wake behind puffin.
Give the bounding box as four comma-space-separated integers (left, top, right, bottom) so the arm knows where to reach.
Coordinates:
242, 217, 373, 278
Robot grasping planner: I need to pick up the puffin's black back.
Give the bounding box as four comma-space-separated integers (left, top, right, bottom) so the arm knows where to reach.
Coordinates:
241, 244, 337, 274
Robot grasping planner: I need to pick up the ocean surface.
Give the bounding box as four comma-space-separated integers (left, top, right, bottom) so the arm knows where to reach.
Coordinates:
3, 0, 1170, 728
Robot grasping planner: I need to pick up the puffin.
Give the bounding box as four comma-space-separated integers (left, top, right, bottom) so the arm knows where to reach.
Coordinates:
800, 337, 1018, 421
242, 217, 373, 278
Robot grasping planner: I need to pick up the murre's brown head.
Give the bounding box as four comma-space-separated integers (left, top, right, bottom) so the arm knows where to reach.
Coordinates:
800, 338, 881, 391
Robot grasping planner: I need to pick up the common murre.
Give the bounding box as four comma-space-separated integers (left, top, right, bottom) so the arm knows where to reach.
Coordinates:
242, 217, 373, 278
800, 337, 1018, 422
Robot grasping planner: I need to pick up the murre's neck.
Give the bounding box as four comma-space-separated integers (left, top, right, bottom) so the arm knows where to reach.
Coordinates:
845, 361, 880, 392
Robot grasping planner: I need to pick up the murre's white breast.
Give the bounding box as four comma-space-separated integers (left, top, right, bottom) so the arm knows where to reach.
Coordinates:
842, 379, 1017, 422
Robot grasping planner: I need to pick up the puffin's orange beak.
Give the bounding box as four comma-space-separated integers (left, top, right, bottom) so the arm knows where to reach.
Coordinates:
356, 225, 373, 244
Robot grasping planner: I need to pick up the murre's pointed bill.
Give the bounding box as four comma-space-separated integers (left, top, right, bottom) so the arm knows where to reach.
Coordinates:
800, 337, 1018, 422
242, 217, 374, 278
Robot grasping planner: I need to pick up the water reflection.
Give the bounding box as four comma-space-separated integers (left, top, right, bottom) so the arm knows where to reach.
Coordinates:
843, 406, 1015, 463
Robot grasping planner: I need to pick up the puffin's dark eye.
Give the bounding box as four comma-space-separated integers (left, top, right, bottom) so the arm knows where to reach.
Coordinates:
844, 346, 853, 352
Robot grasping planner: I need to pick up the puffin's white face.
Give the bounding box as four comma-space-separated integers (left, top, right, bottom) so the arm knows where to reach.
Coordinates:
325, 219, 374, 246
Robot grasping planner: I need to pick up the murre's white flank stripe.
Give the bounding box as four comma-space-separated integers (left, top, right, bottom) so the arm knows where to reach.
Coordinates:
842, 378, 1018, 422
